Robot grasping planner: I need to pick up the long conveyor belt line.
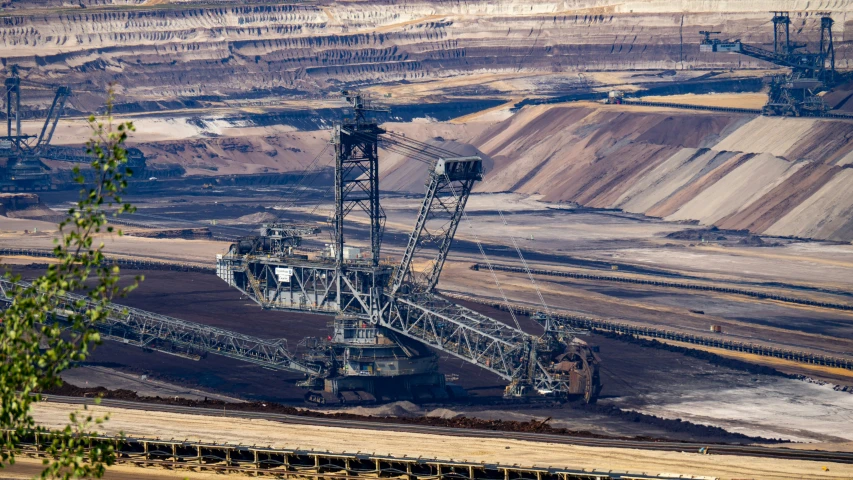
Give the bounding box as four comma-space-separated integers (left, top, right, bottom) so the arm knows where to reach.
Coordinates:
472, 263, 853, 311
0, 247, 215, 273
442, 292, 853, 371
10, 428, 631, 480
621, 99, 853, 118
622, 100, 763, 114
30, 395, 853, 465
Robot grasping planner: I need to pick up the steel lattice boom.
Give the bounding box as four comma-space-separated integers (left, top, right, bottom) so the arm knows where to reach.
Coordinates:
699, 12, 841, 116
391, 157, 482, 295
0, 279, 323, 376
2, 67, 72, 189
214, 91, 602, 402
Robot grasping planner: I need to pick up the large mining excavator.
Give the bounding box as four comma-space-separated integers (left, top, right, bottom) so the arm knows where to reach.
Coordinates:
700, 12, 841, 116
0, 92, 600, 405
215, 92, 601, 403
1, 66, 71, 190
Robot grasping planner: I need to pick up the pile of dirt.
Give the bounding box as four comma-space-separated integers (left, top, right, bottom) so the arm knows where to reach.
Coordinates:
425, 407, 459, 419
233, 211, 279, 225
41, 381, 781, 444
666, 227, 781, 247
823, 81, 853, 112
0, 193, 59, 220
473, 104, 853, 242
124, 227, 212, 240
666, 226, 729, 241
341, 401, 422, 418
738, 235, 775, 246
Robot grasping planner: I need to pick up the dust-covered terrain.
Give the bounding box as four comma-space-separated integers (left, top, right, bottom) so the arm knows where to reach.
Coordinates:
4, 0, 853, 465
4, 186, 853, 446
5, 0, 851, 113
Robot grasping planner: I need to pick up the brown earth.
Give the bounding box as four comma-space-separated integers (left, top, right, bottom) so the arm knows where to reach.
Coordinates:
27, 402, 852, 480
2, 1, 851, 112
0, 193, 57, 219
455, 102, 853, 242
123, 227, 212, 239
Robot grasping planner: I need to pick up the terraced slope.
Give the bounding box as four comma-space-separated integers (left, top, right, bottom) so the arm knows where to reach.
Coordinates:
3, 0, 852, 110
472, 103, 853, 241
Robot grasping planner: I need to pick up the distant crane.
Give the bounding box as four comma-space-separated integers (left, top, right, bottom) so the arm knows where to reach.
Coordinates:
700, 12, 841, 116
1, 66, 71, 190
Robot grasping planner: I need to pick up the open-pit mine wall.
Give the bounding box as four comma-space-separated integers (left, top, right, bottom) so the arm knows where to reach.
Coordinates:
3, 1, 853, 109
471, 104, 853, 242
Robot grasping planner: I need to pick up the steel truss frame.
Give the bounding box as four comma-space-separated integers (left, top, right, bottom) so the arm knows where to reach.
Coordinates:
4, 76, 22, 147
2, 79, 70, 154
0, 279, 322, 376
391, 157, 482, 294
216, 146, 595, 396
379, 293, 580, 394
260, 224, 320, 254
220, 254, 390, 319
334, 124, 384, 267
702, 13, 838, 117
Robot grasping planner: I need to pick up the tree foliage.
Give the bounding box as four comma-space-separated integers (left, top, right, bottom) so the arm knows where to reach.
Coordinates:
0, 89, 142, 478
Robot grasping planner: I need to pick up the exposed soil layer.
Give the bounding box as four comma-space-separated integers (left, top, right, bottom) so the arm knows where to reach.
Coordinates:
6, 1, 849, 110
467, 103, 853, 241
40, 382, 778, 445
124, 227, 212, 240
596, 331, 795, 379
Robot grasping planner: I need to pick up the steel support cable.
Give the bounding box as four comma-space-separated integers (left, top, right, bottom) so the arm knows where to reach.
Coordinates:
375, 137, 433, 162
383, 142, 459, 168
443, 174, 522, 331
348, 130, 438, 165
274, 142, 332, 211
350, 130, 460, 168
385, 132, 459, 157
496, 209, 552, 331
382, 132, 462, 160
382, 138, 438, 161
380, 144, 435, 166
384, 131, 461, 158
307, 181, 336, 219
280, 142, 332, 201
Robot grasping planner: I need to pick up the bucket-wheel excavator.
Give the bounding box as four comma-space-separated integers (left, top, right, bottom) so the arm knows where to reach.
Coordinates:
700, 12, 841, 116
1, 66, 71, 190
1, 92, 601, 405
215, 92, 601, 403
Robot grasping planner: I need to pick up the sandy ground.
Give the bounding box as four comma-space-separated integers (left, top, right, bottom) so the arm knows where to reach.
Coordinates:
61, 366, 244, 403
380, 193, 853, 289
36, 116, 311, 145
26, 402, 853, 480
0, 225, 229, 266
1, 456, 234, 479
587, 244, 853, 291
627, 379, 853, 443
0, 216, 60, 234
647, 338, 853, 383
6, 191, 853, 445
441, 262, 853, 357
640, 93, 768, 109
